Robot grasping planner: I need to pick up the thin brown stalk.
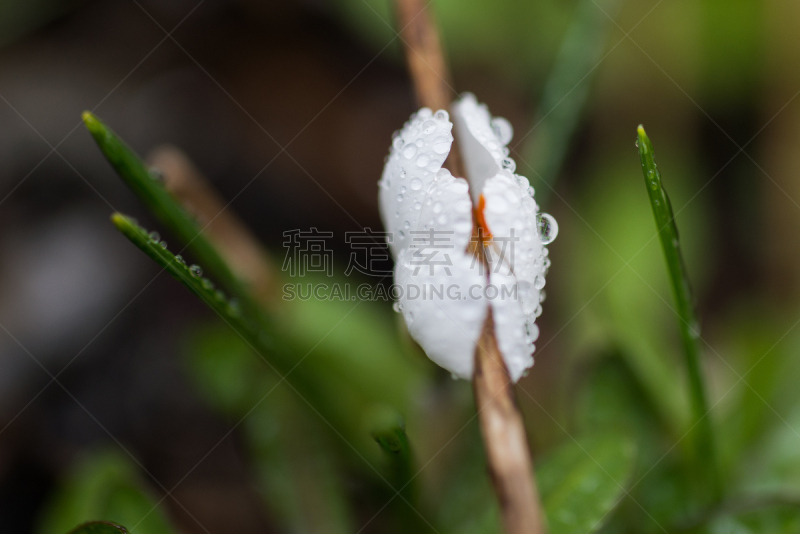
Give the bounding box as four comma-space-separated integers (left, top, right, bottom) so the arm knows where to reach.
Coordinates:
394, 0, 462, 179
147, 145, 279, 308
394, 1, 547, 533
473, 310, 547, 534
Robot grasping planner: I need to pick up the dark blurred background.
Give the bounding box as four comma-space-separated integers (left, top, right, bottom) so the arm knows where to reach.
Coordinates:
2, 0, 800, 532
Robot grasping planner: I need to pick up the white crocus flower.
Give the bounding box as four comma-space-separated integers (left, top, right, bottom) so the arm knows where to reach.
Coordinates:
379, 94, 557, 382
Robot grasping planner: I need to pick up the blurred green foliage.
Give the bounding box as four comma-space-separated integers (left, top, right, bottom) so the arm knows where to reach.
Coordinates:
37, 452, 173, 534
28, 0, 800, 531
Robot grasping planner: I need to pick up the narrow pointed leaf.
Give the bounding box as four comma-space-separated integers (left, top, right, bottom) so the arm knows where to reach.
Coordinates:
83, 112, 249, 305
111, 213, 403, 462
636, 125, 720, 498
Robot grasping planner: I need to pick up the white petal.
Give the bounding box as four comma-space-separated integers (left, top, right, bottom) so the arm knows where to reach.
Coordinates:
489, 267, 535, 382
482, 172, 548, 382
379, 108, 454, 258
395, 248, 488, 379
451, 93, 513, 203
414, 169, 474, 253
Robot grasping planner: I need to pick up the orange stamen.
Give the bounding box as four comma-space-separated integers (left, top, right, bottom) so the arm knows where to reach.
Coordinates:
475, 193, 493, 241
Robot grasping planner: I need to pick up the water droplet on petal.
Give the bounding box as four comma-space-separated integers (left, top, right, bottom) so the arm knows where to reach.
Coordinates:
534, 275, 546, 290
189, 265, 203, 277
435, 110, 449, 121
416, 154, 430, 167
397, 194, 404, 202
393, 136, 404, 150
491, 117, 513, 144
403, 220, 411, 230
410, 178, 422, 190
403, 145, 417, 159
422, 120, 437, 135
537, 213, 559, 244
501, 158, 516, 173
413, 201, 422, 210
433, 202, 443, 213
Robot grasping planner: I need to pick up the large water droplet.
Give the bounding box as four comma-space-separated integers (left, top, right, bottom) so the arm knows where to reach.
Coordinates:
392, 301, 402, 313
501, 158, 516, 173
416, 154, 430, 167
435, 110, 449, 121
148, 231, 160, 242
537, 213, 559, 244
403, 145, 417, 159
393, 136, 404, 150
422, 120, 437, 135
410, 178, 422, 190
534, 275, 546, 290
189, 265, 203, 277
491, 117, 513, 144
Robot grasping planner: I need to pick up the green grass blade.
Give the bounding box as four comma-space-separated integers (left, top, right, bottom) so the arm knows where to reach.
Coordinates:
636, 125, 720, 499
111, 214, 403, 463
69, 523, 129, 534
111, 213, 246, 324
83, 112, 249, 305
522, 0, 624, 206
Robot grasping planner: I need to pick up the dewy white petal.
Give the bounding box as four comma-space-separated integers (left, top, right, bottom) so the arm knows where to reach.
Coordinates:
395, 249, 487, 380
379, 108, 454, 258
379, 96, 556, 383
452, 94, 551, 383
451, 93, 510, 203
482, 172, 545, 382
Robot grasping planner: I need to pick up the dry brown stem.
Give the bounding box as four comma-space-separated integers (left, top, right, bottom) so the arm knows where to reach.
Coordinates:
473, 313, 547, 534
394, 1, 547, 532
394, 0, 462, 179
147, 145, 279, 308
